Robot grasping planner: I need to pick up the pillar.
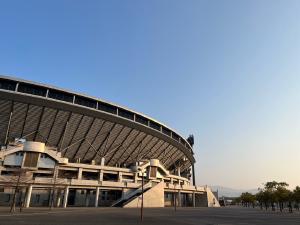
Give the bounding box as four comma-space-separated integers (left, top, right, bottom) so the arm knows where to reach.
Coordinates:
95, 187, 99, 207
78, 168, 83, 180
177, 167, 181, 176
134, 173, 138, 183
192, 164, 196, 186
99, 170, 103, 182
178, 191, 181, 207
192, 192, 196, 208
63, 186, 69, 208
100, 157, 105, 166
56, 190, 62, 207
118, 172, 122, 182
25, 185, 33, 208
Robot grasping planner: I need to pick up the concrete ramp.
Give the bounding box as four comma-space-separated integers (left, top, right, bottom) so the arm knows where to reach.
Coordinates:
206, 187, 220, 207
124, 181, 164, 208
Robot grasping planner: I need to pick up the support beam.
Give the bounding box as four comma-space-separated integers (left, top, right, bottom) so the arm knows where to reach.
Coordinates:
105, 128, 134, 165
20, 104, 30, 138
4, 111, 13, 146
91, 123, 116, 160
25, 185, 33, 208
102, 126, 125, 157
58, 112, 72, 150
82, 121, 106, 160
33, 106, 45, 141
63, 115, 84, 157
72, 117, 96, 159
139, 138, 161, 160
109, 130, 139, 165
63, 186, 69, 208
122, 133, 147, 164
45, 109, 59, 145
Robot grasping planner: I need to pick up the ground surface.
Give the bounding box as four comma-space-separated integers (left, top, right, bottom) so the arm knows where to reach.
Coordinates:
0, 207, 299, 225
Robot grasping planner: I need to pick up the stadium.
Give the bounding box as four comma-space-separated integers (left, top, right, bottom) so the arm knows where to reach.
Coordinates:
0, 75, 219, 208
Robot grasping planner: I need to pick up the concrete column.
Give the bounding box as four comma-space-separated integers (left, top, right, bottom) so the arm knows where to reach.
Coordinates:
99, 170, 103, 181
170, 178, 173, 185
118, 172, 122, 182
192, 192, 196, 207
56, 190, 62, 207
25, 185, 33, 208
85, 191, 90, 207
178, 191, 181, 207
78, 168, 83, 180
95, 187, 100, 207
134, 173, 138, 183
100, 157, 105, 166
63, 186, 69, 208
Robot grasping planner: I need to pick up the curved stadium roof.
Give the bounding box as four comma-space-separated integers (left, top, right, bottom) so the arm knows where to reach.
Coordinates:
0, 75, 195, 173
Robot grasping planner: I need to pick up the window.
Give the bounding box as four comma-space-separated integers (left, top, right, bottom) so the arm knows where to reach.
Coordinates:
118, 108, 134, 120
18, 83, 47, 96
135, 115, 148, 126
149, 121, 161, 131
0, 79, 16, 91
98, 102, 117, 114
75, 96, 97, 108
48, 89, 73, 103
172, 133, 180, 142
162, 127, 171, 136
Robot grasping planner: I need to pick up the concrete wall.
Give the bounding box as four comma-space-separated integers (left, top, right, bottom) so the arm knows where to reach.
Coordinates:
206, 187, 220, 207
124, 182, 164, 208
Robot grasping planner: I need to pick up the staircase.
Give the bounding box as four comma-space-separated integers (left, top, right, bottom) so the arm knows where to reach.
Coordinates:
111, 181, 153, 207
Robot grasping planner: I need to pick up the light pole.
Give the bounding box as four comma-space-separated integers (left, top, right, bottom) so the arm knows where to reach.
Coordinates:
133, 165, 145, 222
141, 171, 144, 221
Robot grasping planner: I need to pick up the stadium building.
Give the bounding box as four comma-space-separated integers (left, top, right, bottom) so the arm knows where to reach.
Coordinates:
0, 76, 219, 208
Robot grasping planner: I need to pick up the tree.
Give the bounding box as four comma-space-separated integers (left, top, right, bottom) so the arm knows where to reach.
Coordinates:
293, 186, 300, 211
240, 192, 255, 207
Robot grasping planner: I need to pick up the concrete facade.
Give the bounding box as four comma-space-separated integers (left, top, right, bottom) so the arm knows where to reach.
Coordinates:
0, 141, 219, 208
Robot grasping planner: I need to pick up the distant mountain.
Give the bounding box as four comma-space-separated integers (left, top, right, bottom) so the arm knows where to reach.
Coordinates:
210, 185, 258, 197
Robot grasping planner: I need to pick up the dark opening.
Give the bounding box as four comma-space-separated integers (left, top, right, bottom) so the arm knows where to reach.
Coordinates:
135, 115, 148, 126
103, 173, 118, 181
82, 171, 99, 180
149, 121, 161, 131
75, 96, 97, 108
18, 83, 47, 97
162, 127, 171, 136
48, 89, 73, 103
98, 102, 117, 114
0, 79, 16, 91
118, 108, 134, 120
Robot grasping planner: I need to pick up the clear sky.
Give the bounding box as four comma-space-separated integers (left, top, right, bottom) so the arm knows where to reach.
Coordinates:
1, 0, 299, 189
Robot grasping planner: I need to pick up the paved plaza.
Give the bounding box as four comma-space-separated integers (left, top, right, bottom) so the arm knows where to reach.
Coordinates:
0, 207, 299, 225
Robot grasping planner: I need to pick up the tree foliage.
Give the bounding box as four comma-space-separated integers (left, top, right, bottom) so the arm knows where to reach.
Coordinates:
238, 181, 300, 213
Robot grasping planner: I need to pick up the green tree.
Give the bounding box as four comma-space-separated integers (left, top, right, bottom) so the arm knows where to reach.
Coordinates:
240, 192, 255, 207
293, 186, 300, 211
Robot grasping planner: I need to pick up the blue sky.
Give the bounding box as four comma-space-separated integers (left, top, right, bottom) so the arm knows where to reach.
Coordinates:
1, 0, 300, 189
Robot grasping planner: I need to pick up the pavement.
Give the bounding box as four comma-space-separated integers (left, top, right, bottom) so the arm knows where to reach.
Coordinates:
0, 206, 299, 225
